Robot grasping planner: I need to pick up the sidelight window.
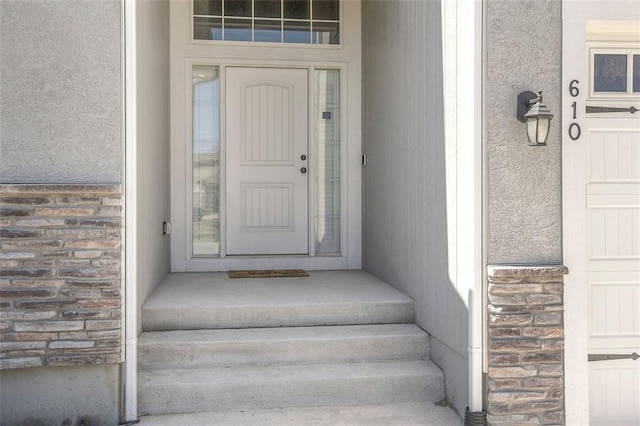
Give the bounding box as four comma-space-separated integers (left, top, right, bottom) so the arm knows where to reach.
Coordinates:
192, 65, 221, 256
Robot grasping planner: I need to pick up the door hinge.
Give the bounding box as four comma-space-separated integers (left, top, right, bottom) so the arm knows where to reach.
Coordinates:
588, 352, 639, 362
163, 221, 172, 236
362, 153, 367, 168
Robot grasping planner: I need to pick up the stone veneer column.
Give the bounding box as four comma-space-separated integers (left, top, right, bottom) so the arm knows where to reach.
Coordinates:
0, 184, 122, 370
486, 265, 569, 425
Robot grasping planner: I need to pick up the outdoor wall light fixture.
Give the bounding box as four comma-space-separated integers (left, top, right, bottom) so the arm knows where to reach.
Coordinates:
516, 91, 554, 146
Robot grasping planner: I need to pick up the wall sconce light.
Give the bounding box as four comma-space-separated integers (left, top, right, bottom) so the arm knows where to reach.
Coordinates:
516, 91, 554, 146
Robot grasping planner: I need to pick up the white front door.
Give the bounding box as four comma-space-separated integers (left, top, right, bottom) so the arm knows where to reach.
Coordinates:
225, 67, 309, 255
563, 9, 640, 425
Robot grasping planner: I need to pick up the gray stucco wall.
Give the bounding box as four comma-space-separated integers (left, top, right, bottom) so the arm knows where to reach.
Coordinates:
0, 365, 120, 425
486, 0, 563, 264
0, 0, 122, 184
362, 0, 469, 414
136, 0, 171, 334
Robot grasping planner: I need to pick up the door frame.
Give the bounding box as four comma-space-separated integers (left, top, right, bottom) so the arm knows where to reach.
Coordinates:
562, 3, 640, 424
169, 0, 362, 271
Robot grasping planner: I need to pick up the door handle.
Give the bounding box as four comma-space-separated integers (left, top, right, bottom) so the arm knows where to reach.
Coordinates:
300, 167, 307, 174
588, 352, 639, 362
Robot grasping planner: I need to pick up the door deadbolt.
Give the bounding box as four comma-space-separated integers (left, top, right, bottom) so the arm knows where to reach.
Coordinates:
300, 155, 307, 161
300, 167, 307, 174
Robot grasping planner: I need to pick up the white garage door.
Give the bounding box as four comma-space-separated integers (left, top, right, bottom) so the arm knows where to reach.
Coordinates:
563, 12, 640, 425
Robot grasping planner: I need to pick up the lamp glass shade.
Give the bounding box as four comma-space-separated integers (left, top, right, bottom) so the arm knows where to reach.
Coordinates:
526, 117, 538, 145
524, 100, 553, 145
536, 117, 550, 144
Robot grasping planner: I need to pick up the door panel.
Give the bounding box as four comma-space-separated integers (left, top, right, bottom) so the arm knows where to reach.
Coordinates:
585, 120, 640, 424
226, 67, 309, 255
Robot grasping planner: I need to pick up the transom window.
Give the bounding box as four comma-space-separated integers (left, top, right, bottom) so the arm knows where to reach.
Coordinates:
590, 49, 640, 96
193, 0, 340, 44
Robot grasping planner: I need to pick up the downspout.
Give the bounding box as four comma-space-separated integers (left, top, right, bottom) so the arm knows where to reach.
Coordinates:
463, 0, 486, 424
123, 0, 138, 421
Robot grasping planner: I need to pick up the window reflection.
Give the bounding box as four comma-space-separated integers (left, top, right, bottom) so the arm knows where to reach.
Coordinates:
192, 66, 221, 256
193, 0, 339, 44
594, 54, 627, 93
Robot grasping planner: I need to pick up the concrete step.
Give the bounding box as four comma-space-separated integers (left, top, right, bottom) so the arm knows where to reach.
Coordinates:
137, 402, 463, 425
138, 324, 430, 370
138, 360, 445, 415
142, 271, 415, 331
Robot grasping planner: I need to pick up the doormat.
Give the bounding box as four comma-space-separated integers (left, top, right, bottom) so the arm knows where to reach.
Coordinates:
228, 269, 309, 279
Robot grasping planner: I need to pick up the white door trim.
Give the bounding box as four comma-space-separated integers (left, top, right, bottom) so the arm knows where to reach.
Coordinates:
169, 0, 362, 271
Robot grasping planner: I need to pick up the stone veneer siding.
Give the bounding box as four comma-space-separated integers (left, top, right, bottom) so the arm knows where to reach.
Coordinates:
0, 184, 122, 370
487, 265, 569, 425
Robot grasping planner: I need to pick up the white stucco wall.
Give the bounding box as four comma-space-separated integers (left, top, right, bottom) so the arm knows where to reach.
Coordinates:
135, 0, 171, 334
0, 0, 122, 184
362, 0, 470, 414
486, 0, 562, 264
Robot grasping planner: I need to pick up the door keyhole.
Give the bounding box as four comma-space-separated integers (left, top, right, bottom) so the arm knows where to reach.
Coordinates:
300, 155, 307, 161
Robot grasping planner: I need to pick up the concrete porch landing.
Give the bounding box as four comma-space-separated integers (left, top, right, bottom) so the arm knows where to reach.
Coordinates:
142, 270, 416, 331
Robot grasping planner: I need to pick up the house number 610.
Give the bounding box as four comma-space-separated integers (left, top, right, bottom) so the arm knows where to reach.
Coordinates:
568, 80, 581, 141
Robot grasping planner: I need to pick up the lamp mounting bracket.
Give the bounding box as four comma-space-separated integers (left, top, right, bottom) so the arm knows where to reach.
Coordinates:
517, 91, 540, 123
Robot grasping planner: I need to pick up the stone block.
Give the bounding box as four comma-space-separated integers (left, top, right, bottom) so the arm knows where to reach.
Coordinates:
0, 288, 57, 298
0, 207, 32, 217
46, 355, 105, 366
23, 311, 58, 320
489, 353, 521, 366
1, 240, 63, 250
0, 252, 36, 259
489, 365, 538, 378
488, 390, 546, 403
0, 229, 45, 238
64, 240, 120, 249
9, 279, 66, 288
539, 363, 563, 377
522, 326, 563, 339
67, 279, 119, 288
0, 196, 53, 205
489, 313, 533, 326
510, 400, 562, 414
61, 310, 112, 320
540, 410, 564, 424
16, 299, 75, 309
73, 250, 102, 259
488, 378, 522, 391
0, 341, 47, 351
48, 340, 95, 349
489, 327, 522, 338
59, 288, 103, 298
6, 332, 58, 341
88, 329, 120, 339
14, 321, 84, 332
14, 219, 66, 227
34, 207, 95, 216
541, 340, 564, 350
0, 357, 42, 369
490, 339, 540, 352
76, 218, 120, 228
523, 377, 563, 388
533, 312, 561, 325
526, 294, 562, 305
0, 269, 56, 278
85, 320, 120, 330
57, 269, 119, 279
